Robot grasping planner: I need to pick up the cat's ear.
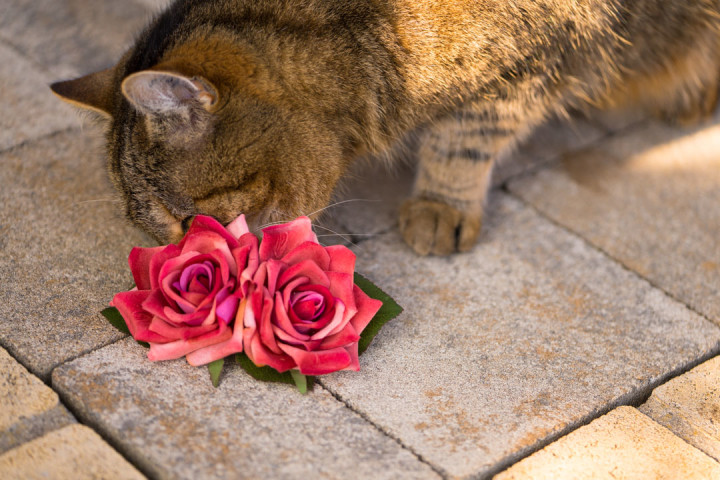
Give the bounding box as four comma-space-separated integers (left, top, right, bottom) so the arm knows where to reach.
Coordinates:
120, 71, 217, 115
50, 67, 116, 117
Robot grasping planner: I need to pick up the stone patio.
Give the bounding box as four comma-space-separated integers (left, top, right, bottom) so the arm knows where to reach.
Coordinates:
1, 1, 719, 479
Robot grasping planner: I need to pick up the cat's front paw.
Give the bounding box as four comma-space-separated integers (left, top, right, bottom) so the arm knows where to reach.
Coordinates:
398, 198, 481, 256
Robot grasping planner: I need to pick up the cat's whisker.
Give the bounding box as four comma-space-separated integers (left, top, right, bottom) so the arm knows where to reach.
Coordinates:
303, 198, 380, 219
311, 223, 361, 247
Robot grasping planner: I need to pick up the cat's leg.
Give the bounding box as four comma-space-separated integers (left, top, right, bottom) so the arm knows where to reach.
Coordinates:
399, 105, 531, 255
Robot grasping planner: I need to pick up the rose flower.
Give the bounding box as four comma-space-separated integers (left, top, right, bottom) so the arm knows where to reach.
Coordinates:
111, 215, 258, 366
242, 217, 382, 375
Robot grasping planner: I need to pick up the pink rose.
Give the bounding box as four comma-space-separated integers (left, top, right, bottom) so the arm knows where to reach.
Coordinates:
111, 215, 259, 366
242, 217, 382, 375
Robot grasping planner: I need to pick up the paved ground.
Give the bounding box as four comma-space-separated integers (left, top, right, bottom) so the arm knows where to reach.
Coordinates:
1, 1, 719, 479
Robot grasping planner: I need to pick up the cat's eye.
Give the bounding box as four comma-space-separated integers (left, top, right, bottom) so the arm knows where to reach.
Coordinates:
181, 216, 195, 233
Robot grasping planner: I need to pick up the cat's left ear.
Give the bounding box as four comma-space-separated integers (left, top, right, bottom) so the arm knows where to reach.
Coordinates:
120, 71, 218, 115
50, 67, 116, 117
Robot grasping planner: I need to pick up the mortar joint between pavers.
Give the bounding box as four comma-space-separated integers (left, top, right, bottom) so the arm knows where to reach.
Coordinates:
506, 189, 720, 330
0, 125, 81, 157
316, 379, 448, 479
484, 345, 720, 479
50, 364, 158, 480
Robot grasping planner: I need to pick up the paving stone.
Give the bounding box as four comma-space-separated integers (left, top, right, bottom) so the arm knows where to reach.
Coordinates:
493, 406, 720, 480
494, 115, 608, 187
0, 424, 146, 480
0, 129, 150, 380
328, 159, 415, 237
52, 339, 440, 480
0, 348, 75, 454
0, 43, 79, 151
320, 193, 720, 479
508, 119, 720, 324
133, 0, 171, 12
639, 355, 720, 462
0, 0, 150, 79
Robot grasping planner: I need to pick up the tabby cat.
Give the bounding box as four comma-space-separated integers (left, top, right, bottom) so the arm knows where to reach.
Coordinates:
52, 0, 720, 255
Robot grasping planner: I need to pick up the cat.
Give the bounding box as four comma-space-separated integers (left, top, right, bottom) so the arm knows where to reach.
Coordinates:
51, 0, 720, 255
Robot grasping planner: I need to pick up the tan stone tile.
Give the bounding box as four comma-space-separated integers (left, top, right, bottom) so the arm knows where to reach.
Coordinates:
0, 0, 150, 79
0, 348, 75, 453
0, 129, 150, 379
494, 407, 720, 480
0, 44, 79, 151
640, 355, 720, 462
52, 339, 440, 480
321, 193, 720, 479
0, 424, 145, 480
508, 119, 720, 323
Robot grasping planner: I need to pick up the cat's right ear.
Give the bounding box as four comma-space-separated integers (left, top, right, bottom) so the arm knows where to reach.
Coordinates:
50, 67, 116, 118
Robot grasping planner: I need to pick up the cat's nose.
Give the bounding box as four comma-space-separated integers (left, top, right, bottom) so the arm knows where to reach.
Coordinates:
181, 216, 195, 234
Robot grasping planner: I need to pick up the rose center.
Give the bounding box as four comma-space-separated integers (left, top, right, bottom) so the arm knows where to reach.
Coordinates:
290, 290, 325, 322
173, 260, 215, 298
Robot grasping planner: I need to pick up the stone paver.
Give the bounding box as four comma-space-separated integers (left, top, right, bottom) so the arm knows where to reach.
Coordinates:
0, 424, 146, 480
640, 355, 720, 462
0, 43, 79, 151
0, 0, 150, 79
493, 116, 608, 187
494, 406, 720, 480
52, 339, 440, 480
0, 348, 75, 454
320, 193, 720, 479
0, 129, 149, 380
509, 119, 720, 324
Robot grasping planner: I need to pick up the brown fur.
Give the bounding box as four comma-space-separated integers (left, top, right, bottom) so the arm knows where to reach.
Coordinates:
51, 0, 720, 252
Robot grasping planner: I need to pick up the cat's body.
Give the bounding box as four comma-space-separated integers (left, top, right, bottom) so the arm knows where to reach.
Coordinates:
52, 0, 720, 254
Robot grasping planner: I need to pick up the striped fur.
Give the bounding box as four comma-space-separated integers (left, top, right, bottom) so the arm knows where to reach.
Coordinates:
51, 0, 720, 253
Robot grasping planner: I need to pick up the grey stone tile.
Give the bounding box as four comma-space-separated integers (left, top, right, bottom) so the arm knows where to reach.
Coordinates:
52, 339, 440, 480
0, 128, 150, 380
0, 43, 80, 151
132, 0, 171, 12
326, 159, 415, 237
493, 406, 720, 480
508, 119, 720, 323
0, 424, 146, 480
640, 355, 720, 462
0, 0, 150, 79
494, 115, 608, 187
0, 348, 75, 454
321, 193, 720, 479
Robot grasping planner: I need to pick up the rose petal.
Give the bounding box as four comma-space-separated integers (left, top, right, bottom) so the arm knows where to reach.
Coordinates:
181, 231, 238, 277
148, 323, 233, 361
179, 215, 239, 250
280, 242, 331, 271
319, 323, 360, 350
259, 216, 318, 261
128, 246, 164, 290
325, 245, 356, 275
186, 299, 247, 366
277, 260, 330, 290
277, 343, 352, 375
110, 290, 170, 343
148, 244, 182, 291
226, 214, 250, 239
242, 296, 296, 372
149, 315, 217, 340
350, 285, 383, 335
309, 300, 346, 341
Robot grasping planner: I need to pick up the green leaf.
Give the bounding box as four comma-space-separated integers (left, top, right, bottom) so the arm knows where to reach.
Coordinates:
101, 307, 130, 335
101, 306, 149, 349
208, 358, 224, 388
235, 354, 315, 392
354, 273, 403, 355
236, 354, 295, 385
290, 370, 308, 394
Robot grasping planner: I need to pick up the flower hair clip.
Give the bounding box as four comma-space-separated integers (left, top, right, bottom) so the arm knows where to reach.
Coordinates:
102, 214, 401, 392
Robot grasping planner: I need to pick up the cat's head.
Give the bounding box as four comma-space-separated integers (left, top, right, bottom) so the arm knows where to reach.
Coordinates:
51, 40, 348, 244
